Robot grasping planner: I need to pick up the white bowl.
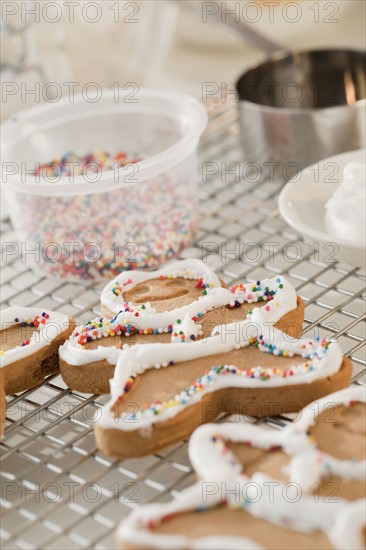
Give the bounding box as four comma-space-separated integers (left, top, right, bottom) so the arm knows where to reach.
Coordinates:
279, 150, 366, 268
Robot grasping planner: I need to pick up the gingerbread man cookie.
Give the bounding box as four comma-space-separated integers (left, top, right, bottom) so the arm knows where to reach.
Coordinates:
0, 307, 75, 397
117, 386, 365, 550
100, 259, 304, 339
94, 311, 351, 458
60, 259, 304, 394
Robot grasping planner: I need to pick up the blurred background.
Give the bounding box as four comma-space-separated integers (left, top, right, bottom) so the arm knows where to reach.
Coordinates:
1, 0, 365, 120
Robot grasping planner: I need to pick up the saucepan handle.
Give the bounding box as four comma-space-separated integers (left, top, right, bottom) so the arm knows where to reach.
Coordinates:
186, 0, 286, 56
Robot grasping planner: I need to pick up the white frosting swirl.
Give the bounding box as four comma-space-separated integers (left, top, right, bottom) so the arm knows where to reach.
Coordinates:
325, 162, 366, 243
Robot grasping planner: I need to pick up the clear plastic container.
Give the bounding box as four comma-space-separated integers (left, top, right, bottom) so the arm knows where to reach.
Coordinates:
1, 89, 207, 281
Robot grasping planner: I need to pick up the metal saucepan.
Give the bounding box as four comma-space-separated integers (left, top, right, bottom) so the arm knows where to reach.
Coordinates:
208, 3, 366, 180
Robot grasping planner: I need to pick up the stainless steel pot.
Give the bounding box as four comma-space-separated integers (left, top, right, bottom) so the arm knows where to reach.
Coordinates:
236, 48, 365, 180
207, 3, 366, 181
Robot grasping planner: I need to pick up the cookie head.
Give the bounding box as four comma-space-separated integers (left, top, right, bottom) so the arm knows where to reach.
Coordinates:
100, 259, 223, 318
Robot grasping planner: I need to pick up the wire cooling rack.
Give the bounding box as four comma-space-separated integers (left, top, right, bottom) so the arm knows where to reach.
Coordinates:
1, 96, 365, 550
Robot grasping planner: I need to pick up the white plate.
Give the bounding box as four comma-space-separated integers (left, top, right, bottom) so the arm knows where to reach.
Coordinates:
279, 150, 366, 268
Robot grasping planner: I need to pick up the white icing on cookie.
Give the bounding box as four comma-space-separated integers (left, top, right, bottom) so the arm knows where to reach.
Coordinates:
118, 387, 365, 549
100, 259, 221, 322
190, 387, 366, 493
61, 267, 298, 367
117, 482, 263, 550
59, 310, 174, 367
59, 340, 121, 367
330, 499, 366, 550
284, 385, 366, 488
189, 422, 287, 481
100, 259, 298, 329
171, 313, 202, 343
190, 386, 365, 488
97, 315, 343, 432
118, 470, 348, 549
0, 307, 70, 368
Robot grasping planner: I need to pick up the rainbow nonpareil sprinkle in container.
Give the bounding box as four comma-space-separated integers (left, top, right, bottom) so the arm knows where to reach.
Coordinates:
1, 89, 207, 281
33, 150, 141, 178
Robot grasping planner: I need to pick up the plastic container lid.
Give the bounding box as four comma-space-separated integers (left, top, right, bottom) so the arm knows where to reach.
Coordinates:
1, 88, 208, 196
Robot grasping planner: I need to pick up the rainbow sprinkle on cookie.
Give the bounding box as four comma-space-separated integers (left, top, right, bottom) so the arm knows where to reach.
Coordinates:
72, 313, 173, 348
114, 336, 332, 421
1, 312, 51, 354
228, 278, 284, 313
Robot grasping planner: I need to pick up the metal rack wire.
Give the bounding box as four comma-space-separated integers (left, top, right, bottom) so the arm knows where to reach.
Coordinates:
1, 97, 365, 550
